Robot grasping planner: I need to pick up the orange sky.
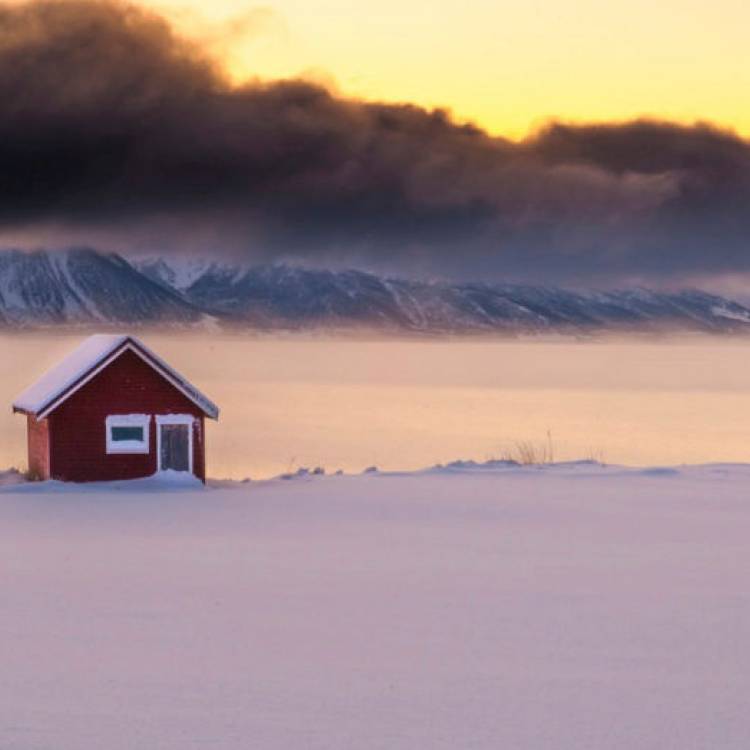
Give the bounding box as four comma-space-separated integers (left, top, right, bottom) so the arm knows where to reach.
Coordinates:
139, 0, 750, 139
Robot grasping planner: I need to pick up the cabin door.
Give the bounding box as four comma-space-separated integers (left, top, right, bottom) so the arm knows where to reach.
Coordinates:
159, 422, 191, 473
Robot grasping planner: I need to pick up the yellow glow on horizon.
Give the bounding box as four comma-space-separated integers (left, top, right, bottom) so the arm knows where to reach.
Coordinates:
145, 0, 750, 139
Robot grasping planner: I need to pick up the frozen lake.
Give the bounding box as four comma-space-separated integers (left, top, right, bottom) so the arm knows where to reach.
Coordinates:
2, 333, 750, 478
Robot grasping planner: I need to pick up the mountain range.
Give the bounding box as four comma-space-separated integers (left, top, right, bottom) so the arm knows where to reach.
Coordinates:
2, 248, 750, 335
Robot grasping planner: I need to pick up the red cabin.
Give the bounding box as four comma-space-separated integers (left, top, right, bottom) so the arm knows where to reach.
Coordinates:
12, 335, 219, 483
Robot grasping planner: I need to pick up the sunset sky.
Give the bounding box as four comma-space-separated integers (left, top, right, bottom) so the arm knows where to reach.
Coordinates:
146, 0, 750, 139
0, 0, 749, 289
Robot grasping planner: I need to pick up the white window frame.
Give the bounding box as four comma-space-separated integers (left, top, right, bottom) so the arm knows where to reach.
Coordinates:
155, 414, 195, 474
106, 414, 151, 455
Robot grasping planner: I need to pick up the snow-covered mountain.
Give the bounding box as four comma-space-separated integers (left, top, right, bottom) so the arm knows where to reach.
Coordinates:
3, 248, 750, 334
140, 257, 750, 334
0, 249, 202, 327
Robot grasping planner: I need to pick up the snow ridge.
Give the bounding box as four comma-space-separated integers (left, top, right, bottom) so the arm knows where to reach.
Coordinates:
3, 248, 750, 334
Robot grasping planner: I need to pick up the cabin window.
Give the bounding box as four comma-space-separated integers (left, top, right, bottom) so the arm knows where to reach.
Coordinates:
106, 414, 150, 454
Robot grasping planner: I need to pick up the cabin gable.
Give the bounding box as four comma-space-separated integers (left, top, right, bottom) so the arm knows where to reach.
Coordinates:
47, 348, 206, 482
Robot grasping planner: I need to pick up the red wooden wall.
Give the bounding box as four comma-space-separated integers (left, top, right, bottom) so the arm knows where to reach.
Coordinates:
46, 349, 206, 483
27, 414, 50, 481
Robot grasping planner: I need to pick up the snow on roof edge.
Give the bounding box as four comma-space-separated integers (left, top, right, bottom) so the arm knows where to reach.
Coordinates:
12, 334, 128, 415
128, 337, 219, 420
12, 334, 219, 420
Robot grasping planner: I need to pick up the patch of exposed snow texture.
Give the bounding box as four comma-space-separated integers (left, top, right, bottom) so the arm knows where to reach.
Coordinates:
710, 304, 750, 323
0, 468, 25, 486
1, 462, 750, 749
133, 256, 238, 293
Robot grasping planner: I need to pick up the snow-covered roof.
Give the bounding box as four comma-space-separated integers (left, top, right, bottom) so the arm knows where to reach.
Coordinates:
12, 334, 219, 420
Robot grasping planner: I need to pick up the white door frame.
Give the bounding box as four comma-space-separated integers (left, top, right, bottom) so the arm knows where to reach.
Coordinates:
155, 414, 195, 474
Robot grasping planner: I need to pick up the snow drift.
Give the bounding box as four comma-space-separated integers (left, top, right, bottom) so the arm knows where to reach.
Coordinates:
1, 462, 749, 749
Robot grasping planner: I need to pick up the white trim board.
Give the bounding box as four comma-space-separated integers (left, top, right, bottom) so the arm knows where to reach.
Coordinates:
156, 414, 195, 475
106, 414, 151, 455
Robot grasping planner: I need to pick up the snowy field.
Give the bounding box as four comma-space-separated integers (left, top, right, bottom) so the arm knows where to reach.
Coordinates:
2, 462, 750, 749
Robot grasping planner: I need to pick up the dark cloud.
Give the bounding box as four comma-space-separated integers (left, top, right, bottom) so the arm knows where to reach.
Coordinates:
1, 0, 749, 286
